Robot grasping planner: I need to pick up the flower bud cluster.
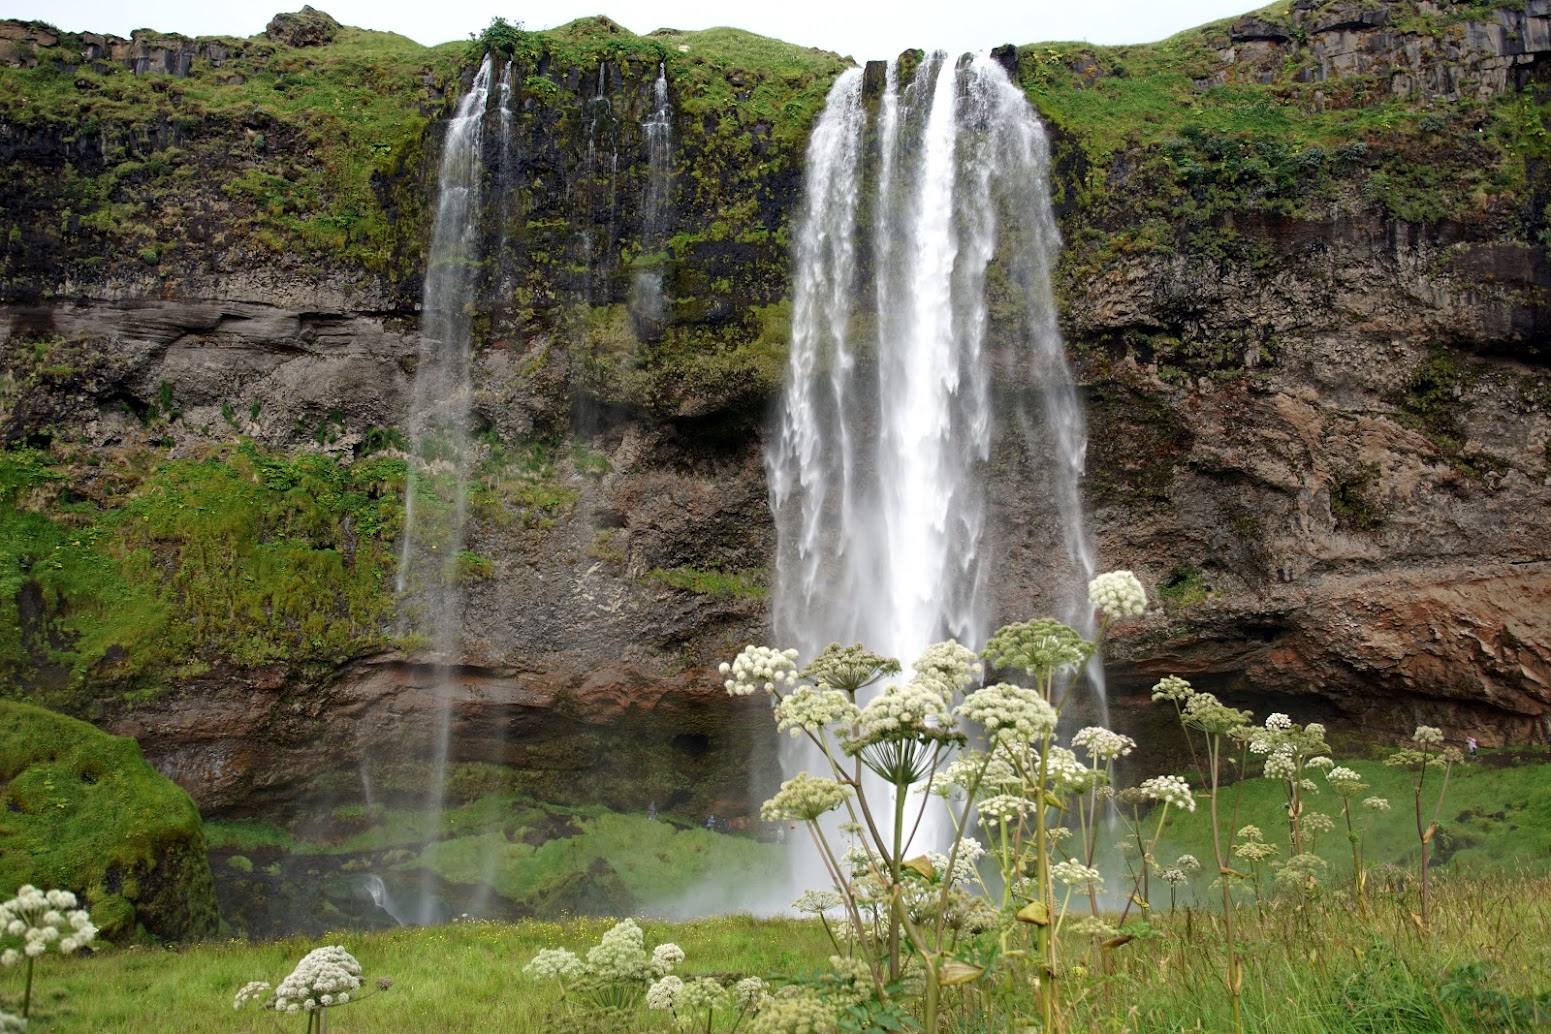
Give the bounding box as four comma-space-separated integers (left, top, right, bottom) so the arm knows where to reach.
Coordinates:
586, 918, 655, 981
523, 947, 584, 980
0, 886, 97, 963
1088, 570, 1147, 620
912, 640, 983, 695
720, 646, 800, 697
1325, 766, 1368, 797
853, 678, 954, 743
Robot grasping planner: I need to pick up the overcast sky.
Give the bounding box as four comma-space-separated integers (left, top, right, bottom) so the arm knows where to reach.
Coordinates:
8, 0, 1267, 62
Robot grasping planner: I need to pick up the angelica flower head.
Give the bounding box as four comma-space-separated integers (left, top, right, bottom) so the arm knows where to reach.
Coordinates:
650, 943, 685, 976
1413, 725, 1444, 745
1052, 860, 1104, 888
956, 682, 1056, 743
1139, 774, 1196, 811
646, 975, 683, 1010
977, 794, 1028, 828
760, 773, 851, 822
270, 945, 362, 1013
1151, 675, 1194, 703
775, 685, 859, 736
1326, 766, 1368, 797
1362, 795, 1391, 811
800, 643, 900, 695
586, 919, 651, 981
720, 645, 800, 697
1088, 570, 1148, 620
0, 886, 97, 963
982, 618, 1093, 680
523, 947, 583, 981
912, 639, 984, 697
1071, 726, 1136, 762
1175, 853, 1202, 873
733, 976, 768, 1010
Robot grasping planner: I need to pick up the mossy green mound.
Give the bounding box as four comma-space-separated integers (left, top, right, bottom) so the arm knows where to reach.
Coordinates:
0, 699, 218, 941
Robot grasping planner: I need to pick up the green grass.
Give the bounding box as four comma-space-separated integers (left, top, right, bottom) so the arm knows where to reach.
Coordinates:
645, 566, 769, 600
6, 875, 1549, 1031
7, 915, 831, 1032
1138, 753, 1551, 892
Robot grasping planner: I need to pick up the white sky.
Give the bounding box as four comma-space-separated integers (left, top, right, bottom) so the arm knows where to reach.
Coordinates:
6, 1, 1266, 62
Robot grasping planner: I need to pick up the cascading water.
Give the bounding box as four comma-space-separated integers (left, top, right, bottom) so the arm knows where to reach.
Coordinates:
629, 63, 673, 333
390, 53, 492, 925
768, 53, 1100, 857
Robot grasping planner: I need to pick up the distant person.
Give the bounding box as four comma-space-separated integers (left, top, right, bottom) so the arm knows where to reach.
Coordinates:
647, 800, 657, 821
1466, 736, 1478, 757
706, 814, 716, 831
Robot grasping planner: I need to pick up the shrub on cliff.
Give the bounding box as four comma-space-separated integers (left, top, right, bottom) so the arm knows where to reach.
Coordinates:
0, 700, 218, 942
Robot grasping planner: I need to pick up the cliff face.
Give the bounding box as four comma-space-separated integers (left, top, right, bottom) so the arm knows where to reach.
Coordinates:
2, 0, 1550, 822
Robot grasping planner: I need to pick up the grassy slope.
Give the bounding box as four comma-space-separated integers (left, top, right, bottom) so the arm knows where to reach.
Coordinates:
1134, 752, 1551, 901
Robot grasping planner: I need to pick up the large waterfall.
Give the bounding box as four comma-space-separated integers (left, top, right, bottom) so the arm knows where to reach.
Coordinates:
768, 53, 1097, 850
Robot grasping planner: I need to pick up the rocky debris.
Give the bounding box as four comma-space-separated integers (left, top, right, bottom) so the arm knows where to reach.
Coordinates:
265, 7, 340, 48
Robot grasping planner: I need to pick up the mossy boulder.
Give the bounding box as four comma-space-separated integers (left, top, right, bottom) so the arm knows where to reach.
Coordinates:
0, 700, 218, 942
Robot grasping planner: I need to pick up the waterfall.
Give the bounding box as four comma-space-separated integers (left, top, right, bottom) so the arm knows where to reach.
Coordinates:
768, 53, 1098, 854
393, 53, 493, 925
630, 63, 673, 334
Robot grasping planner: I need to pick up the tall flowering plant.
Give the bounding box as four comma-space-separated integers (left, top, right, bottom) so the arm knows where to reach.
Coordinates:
0, 885, 97, 1022
234, 944, 386, 1034
726, 570, 1154, 1033
1384, 725, 1462, 929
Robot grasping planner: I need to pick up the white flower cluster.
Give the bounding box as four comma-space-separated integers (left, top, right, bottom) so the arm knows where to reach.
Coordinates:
1264, 750, 1297, 780
720, 646, 800, 696
733, 976, 767, 1010
1413, 725, 1444, 745
523, 947, 584, 980
0, 1010, 23, 1034
977, 793, 1028, 828
1052, 860, 1104, 888
1363, 796, 1391, 811
1158, 867, 1189, 887
912, 640, 984, 695
1043, 745, 1096, 794
1175, 854, 1202, 873
924, 838, 985, 888
1139, 774, 1196, 812
232, 981, 272, 1010
271, 945, 361, 1013
1264, 713, 1292, 731
1150, 675, 1193, 703
0, 886, 97, 963
1071, 726, 1136, 762
587, 919, 655, 981
651, 943, 685, 976
1088, 570, 1147, 620
775, 685, 859, 736
760, 773, 852, 822
646, 974, 683, 1010
1326, 766, 1367, 796
855, 678, 953, 741
956, 682, 1056, 742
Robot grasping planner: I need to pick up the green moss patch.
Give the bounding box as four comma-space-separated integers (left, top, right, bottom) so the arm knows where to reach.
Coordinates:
0, 699, 218, 941
0, 443, 403, 703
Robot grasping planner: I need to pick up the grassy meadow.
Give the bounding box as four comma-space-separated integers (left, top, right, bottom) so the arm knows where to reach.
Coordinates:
5, 871, 1548, 1032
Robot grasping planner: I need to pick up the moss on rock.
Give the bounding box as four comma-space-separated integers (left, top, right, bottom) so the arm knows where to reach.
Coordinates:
0, 699, 218, 941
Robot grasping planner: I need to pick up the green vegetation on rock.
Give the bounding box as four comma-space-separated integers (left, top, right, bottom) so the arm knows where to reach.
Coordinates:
0, 699, 218, 941
0, 442, 403, 702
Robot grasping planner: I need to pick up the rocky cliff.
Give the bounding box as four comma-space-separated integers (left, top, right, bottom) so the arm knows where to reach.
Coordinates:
1, 0, 1549, 832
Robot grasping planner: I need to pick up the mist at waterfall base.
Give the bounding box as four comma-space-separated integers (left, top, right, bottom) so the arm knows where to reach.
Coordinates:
740, 52, 1102, 913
